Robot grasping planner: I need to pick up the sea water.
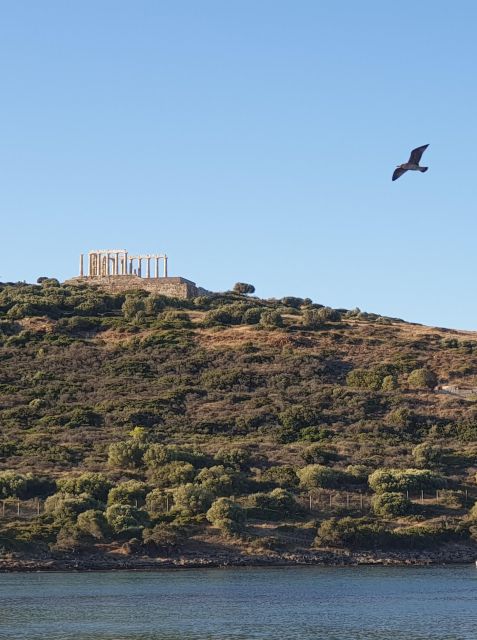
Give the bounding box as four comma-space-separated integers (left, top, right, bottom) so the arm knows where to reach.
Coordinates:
1, 565, 476, 639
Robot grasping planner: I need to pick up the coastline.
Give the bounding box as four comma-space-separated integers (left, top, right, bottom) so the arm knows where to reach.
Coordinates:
2, 543, 476, 572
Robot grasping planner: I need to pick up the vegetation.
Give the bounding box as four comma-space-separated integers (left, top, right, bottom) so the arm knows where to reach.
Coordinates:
0, 280, 476, 560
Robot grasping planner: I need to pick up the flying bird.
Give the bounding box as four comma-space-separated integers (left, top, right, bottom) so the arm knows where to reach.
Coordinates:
392, 144, 429, 181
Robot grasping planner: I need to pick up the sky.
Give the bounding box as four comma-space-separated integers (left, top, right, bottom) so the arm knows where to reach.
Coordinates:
0, 1, 476, 329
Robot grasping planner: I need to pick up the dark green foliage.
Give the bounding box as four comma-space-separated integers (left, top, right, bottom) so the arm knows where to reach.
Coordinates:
206, 497, 246, 534
261, 466, 299, 489
372, 492, 413, 517
233, 283, 255, 295
368, 468, 447, 493
408, 368, 438, 389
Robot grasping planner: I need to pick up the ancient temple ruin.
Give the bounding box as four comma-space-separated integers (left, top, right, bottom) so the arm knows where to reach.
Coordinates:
66, 249, 210, 299
80, 249, 168, 279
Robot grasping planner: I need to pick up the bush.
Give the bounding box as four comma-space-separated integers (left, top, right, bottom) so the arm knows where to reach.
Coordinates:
301, 444, 339, 465
260, 311, 283, 328
150, 462, 196, 488
76, 509, 110, 539
372, 492, 412, 517
0, 471, 28, 499
57, 473, 112, 502
107, 440, 146, 469
145, 488, 171, 517
105, 504, 149, 536
297, 465, 349, 490
242, 307, 263, 325
206, 497, 246, 534
107, 481, 149, 507
44, 493, 98, 525
196, 465, 242, 497
142, 523, 185, 552
172, 484, 213, 515
233, 283, 255, 295
244, 489, 298, 519
412, 443, 442, 468
408, 368, 438, 390
368, 468, 447, 494
214, 447, 251, 470
316, 517, 391, 549
345, 465, 371, 484
261, 466, 299, 489
302, 309, 323, 330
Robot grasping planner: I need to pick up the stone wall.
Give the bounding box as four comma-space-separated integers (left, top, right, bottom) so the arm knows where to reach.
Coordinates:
64, 275, 210, 299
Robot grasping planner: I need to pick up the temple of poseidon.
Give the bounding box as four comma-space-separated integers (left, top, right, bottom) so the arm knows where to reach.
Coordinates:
65, 249, 210, 299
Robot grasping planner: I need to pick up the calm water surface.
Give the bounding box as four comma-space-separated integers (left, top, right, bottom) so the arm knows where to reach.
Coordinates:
1, 565, 477, 640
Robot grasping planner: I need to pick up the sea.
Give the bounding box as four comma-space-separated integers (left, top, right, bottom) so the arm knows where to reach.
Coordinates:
1, 565, 476, 639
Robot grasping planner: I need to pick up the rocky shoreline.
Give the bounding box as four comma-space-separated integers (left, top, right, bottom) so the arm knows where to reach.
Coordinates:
1, 543, 476, 572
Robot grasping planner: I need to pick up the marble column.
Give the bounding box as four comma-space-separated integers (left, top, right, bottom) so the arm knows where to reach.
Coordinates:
155, 257, 159, 278
79, 254, 84, 277
146, 258, 151, 278
164, 255, 168, 277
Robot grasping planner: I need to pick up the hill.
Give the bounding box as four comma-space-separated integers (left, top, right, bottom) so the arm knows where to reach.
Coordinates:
1, 279, 477, 568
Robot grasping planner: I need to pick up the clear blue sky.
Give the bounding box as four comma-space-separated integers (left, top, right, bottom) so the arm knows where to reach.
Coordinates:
1, 1, 476, 328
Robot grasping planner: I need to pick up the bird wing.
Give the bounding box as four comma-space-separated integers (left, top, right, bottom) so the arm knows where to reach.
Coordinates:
392, 167, 408, 181
408, 144, 429, 164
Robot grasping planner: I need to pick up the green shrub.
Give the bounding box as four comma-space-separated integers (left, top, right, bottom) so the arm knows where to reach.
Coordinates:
76, 509, 110, 539
196, 465, 242, 497
297, 465, 349, 490
371, 492, 412, 517
0, 471, 28, 499
150, 462, 196, 488
206, 497, 246, 534
107, 481, 149, 507
412, 443, 442, 468
105, 504, 149, 536
368, 468, 447, 494
261, 465, 299, 489
142, 523, 185, 552
260, 311, 283, 328
107, 440, 146, 469
408, 368, 438, 390
301, 444, 339, 465
316, 517, 391, 549
145, 488, 171, 517
57, 473, 112, 502
172, 484, 213, 515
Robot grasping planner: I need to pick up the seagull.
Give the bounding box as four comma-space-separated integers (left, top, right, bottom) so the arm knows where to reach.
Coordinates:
392, 144, 429, 181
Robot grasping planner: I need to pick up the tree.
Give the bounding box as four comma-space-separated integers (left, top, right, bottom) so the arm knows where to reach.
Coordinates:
408, 368, 438, 390
107, 440, 146, 469
77, 509, 110, 539
297, 465, 348, 490
0, 471, 27, 499
206, 497, 246, 535
150, 462, 196, 488
412, 443, 442, 468
261, 465, 299, 489
172, 483, 213, 515
372, 492, 412, 517
260, 310, 283, 328
145, 488, 170, 517
57, 472, 112, 502
107, 481, 148, 507
233, 283, 255, 295
368, 468, 446, 494
105, 504, 149, 535
196, 465, 242, 497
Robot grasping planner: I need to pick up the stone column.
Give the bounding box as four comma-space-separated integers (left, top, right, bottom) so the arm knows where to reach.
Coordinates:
129, 258, 133, 274
79, 254, 84, 277
155, 257, 159, 278
115, 252, 119, 276
138, 257, 142, 277
146, 257, 151, 278
106, 253, 111, 276
164, 255, 168, 277
124, 252, 128, 275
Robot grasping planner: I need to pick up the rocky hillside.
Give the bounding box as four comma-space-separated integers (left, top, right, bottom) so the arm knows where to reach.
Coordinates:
1, 279, 477, 565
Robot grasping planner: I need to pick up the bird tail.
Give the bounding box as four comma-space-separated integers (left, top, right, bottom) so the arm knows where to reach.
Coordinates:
419, 166, 428, 173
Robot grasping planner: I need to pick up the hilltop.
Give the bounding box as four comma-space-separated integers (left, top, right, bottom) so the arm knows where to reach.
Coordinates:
1, 279, 477, 569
